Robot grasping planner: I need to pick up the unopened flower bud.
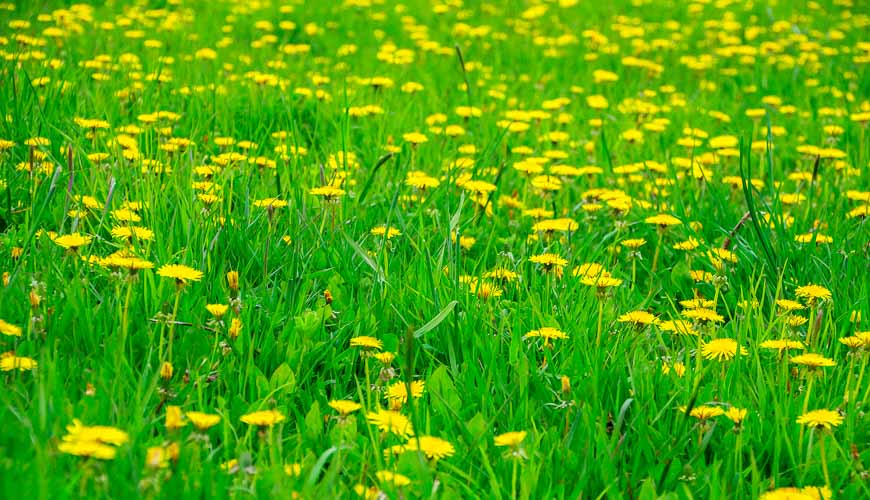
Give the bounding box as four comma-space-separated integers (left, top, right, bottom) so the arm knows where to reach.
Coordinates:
226, 270, 239, 292
160, 361, 174, 380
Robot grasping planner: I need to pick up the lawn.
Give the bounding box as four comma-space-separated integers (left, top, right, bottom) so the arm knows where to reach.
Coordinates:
0, 0, 868, 498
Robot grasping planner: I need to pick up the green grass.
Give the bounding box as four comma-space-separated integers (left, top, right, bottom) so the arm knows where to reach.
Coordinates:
0, 0, 868, 498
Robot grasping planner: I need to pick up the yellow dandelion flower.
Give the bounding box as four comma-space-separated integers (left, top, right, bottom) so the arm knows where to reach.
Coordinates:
796, 409, 843, 430
701, 338, 748, 361
240, 409, 285, 427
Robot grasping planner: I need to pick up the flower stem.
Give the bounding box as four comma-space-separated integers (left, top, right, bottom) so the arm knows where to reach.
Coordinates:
651, 232, 663, 274
799, 374, 815, 451
511, 457, 518, 500
117, 278, 134, 369
166, 287, 183, 362
819, 433, 830, 487
595, 299, 604, 347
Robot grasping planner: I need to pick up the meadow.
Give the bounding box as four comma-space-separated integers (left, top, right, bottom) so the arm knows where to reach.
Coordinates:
0, 0, 868, 498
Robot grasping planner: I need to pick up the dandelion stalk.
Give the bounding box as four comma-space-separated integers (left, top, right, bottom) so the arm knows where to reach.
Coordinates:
799, 374, 815, 449
807, 304, 818, 346
117, 277, 134, 369
511, 457, 518, 500
651, 231, 663, 274
595, 298, 604, 347
165, 286, 183, 362
819, 432, 830, 487
853, 352, 867, 403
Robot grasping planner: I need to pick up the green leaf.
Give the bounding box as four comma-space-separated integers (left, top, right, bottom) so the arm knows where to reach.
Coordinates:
294, 309, 324, 338
304, 401, 323, 440
413, 300, 458, 338
269, 363, 296, 395
466, 412, 488, 443
344, 233, 384, 282
428, 365, 462, 416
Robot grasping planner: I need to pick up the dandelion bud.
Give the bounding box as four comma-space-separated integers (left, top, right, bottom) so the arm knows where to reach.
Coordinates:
166, 442, 180, 463
165, 406, 185, 431
226, 270, 239, 292
560, 375, 571, 394
160, 361, 174, 380
2, 272, 9, 287
324, 289, 333, 305
850, 310, 861, 323
228, 318, 242, 340
145, 447, 166, 469
29, 289, 41, 308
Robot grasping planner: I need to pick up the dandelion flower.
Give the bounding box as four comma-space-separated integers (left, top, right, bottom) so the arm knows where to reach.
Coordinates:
185, 411, 221, 430
790, 353, 835, 368
796, 409, 843, 430
617, 311, 659, 327
681, 405, 725, 420
376, 470, 411, 487
529, 253, 567, 272
58, 420, 129, 460
701, 338, 748, 361
524, 327, 569, 347
240, 410, 285, 427
759, 485, 832, 500
350, 336, 383, 350
659, 320, 696, 336
386, 380, 425, 403
328, 400, 362, 416
725, 407, 748, 426
401, 436, 455, 460
0, 319, 22, 337
165, 405, 187, 430
494, 431, 527, 447
157, 264, 204, 283
795, 284, 832, 304
366, 409, 414, 438
759, 339, 806, 352
52, 233, 93, 251
682, 308, 724, 323
0, 355, 37, 372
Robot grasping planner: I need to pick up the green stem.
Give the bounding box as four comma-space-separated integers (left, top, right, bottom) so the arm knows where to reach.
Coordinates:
166, 287, 183, 362
651, 232, 662, 274
595, 299, 604, 347
117, 278, 134, 369
511, 457, 518, 500
799, 374, 815, 451
819, 433, 830, 487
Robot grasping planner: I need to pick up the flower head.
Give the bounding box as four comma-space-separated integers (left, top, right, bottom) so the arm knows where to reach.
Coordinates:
58, 420, 129, 460
328, 400, 362, 416
494, 431, 527, 447
796, 409, 843, 430
350, 336, 383, 351
157, 264, 204, 284
617, 311, 659, 327
53, 233, 93, 251
790, 353, 836, 369
401, 435, 455, 460
366, 409, 414, 438
386, 380, 425, 403
185, 411, 221, 430
701, 338, 748, 361
795, 284, 832, 304
0, 319, 22, 337
240, 409, 285, 427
